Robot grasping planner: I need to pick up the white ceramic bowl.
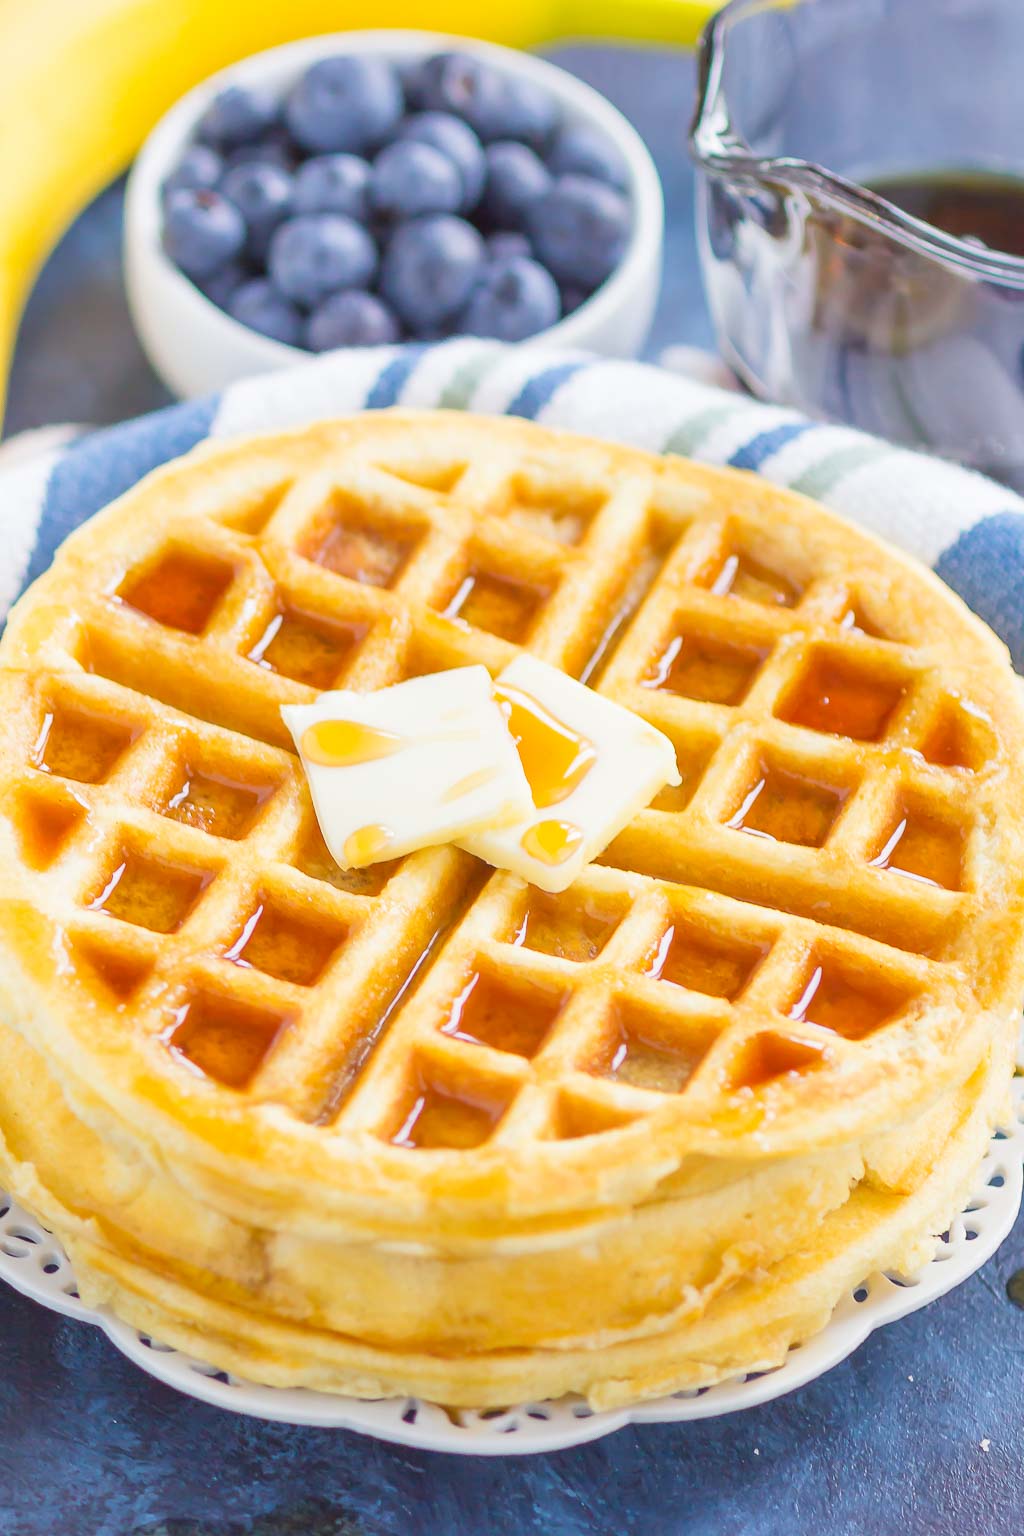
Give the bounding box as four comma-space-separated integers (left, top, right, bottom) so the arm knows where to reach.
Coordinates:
125, 30, 665, 398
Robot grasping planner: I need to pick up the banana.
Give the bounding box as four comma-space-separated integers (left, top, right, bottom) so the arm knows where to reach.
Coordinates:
0, 0, 711, 424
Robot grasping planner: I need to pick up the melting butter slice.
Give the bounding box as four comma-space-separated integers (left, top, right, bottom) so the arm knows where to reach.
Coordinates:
282, 666, 533, 868
459, 655, 681, 894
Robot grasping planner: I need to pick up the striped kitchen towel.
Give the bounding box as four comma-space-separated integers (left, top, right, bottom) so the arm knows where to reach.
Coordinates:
3, 339, 1023, 667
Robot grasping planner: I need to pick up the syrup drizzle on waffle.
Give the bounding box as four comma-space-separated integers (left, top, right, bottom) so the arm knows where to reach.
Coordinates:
0, 416, 1017, 1171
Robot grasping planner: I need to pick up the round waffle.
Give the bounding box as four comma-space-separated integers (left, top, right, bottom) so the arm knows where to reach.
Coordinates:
0, 1009, 1011, 1408
0, 413, 1023, 1242
0, 1007, 998, 1354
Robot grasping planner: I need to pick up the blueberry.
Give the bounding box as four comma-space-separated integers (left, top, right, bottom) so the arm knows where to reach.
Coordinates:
196, 84, 278, 148
370, 140, 462, 222
397, 112, 485, 212
459, 255, 560, 341
525, 174, 630, 289
482, 141, 550, 228
306, 290, 401, 350
380, 215, 485, 332
198, 258, 249, 311
396, 58, 426, 110
414, 53, 506, 135
485, 76, 560, 151
559, 283, 590, 315
416, 53, 558, 147
285, 56, 402, 154
292, 154, 371, 220
163, 187, 246, 279
221, 128, 297, 173
162, 144, 223, 199
486, 231, 532, 261
546, 122, 629, 191
268, 214, 378, 307
227, 278, 303, 345
220, 162, 293, 260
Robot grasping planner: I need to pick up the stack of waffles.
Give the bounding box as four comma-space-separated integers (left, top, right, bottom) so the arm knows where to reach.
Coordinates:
0, 412, 1020, 1409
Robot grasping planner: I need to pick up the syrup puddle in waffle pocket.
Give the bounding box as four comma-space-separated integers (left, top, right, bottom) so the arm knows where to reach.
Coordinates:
285, 656, 678, 892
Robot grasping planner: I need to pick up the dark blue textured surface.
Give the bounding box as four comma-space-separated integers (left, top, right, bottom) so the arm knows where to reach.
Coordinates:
2, 42, 1023, 1536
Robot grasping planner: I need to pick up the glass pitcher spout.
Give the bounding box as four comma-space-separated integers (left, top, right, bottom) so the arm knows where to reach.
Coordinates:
689, 0, 1024, 487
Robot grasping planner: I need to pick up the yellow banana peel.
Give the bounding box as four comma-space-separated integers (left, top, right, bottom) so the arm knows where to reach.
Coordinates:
0, 0, 714, 423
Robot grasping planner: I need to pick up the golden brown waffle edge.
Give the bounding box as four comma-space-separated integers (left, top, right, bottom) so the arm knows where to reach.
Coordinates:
0, 411, 1020, 1232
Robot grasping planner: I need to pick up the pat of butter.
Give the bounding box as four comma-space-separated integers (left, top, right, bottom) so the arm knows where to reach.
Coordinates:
458, 655, 681, 894
282, 666, 533, 868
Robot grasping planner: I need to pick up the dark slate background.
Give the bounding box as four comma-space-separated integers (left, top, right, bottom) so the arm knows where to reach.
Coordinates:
2, 44, 1022, 1536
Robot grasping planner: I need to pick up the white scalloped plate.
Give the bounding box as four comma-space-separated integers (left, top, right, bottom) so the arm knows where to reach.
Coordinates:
0, 1077, 1020, 1456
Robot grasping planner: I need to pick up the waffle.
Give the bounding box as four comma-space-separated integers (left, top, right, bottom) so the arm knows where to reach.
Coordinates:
0, 1007, 1011, 1408
1, 413, 1022, 1227
0, 411, 1021, 1406
0, 998, 996, 1349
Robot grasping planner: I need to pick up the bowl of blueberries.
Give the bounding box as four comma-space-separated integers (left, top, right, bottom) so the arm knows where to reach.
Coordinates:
125, 30, 663, 397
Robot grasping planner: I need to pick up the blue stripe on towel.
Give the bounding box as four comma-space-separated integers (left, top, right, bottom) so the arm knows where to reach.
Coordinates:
506, 361, 587, 420
728, 421, 811, 472
365, 345, 430, 410
934, 511, 1024, 672
23, 395, 218, 594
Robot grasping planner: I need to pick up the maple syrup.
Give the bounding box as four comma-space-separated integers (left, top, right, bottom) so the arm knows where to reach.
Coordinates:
579, 541, 668, 685
513, 892, 621, 962
302, 509, 415, 588
70, 937, 150, 1002
17, 790, 85, 870
32, 706, 136, 784
781, 656, 905, 741
442, 569, 548, 643
440, 971, 563, 1058
118, 551, 233, 636
164, 993, 291, 1089
869, 810, 963, 890
391, 1078, 505, 1150
647, 924, 767, 1000
602, 1008, 703, 1094
789, 962, 903, 1042
441, 767, 500, 803
225, 901, 345, 987
709, 551, 801, 608
495, 683, 596, 809
728, 1032, 827, 1091
521, 819, 583, 866
247, 608, 368, 690
868, 170, 1024, 260
651, 738, 714, 814
644, 632, 767, 705
300, 719, 402, 767
920, 714, 973, 771
919, 698, 991, 773
727, 764, 847, 847
89, 852, 212, 934
343, 823, 392, 867
163, 767, 275, 838
296, 822, 395, 895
